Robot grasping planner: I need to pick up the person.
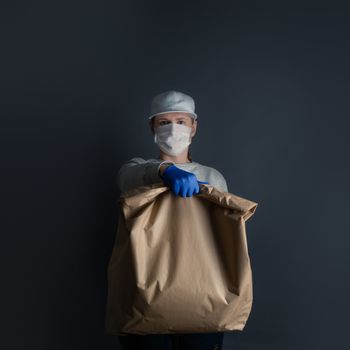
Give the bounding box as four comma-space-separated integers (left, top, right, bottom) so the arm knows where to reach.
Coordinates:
116, 90, 227, 350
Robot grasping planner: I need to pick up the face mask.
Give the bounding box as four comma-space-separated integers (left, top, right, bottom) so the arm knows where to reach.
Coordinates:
154, 123, 192, 156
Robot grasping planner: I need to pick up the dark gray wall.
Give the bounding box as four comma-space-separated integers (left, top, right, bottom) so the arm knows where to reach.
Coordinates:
1, 1, 349, 349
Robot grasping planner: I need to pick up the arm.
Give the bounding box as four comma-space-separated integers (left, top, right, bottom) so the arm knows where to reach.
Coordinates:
218, 178, 229, 192
116, 157, 175, 193
209, 168, 229, 193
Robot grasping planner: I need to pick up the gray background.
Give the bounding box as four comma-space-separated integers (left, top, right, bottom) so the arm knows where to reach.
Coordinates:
1, 0, 349, 349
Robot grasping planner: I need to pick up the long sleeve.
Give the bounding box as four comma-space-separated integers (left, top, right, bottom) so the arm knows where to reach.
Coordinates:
210, 176, 228, 193
216, 175, 229, 193
206, 168, 229, 193
116, 157, 175, 193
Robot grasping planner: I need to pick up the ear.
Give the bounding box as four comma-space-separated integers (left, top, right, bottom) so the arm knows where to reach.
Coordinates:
149, 120, 155, 135
191, 120, 197, 137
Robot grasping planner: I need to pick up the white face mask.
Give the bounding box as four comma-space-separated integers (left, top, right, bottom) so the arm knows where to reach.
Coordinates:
154, 123, 193, 156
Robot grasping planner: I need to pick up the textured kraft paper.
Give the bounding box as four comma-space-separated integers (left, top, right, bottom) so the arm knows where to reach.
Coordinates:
105, 182, 258, 336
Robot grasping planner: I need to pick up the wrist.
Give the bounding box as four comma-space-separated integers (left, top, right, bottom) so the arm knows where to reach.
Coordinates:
159, 163, 174, 178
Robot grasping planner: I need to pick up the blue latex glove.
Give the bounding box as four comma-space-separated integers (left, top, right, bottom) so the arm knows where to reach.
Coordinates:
160, 164, 209, 197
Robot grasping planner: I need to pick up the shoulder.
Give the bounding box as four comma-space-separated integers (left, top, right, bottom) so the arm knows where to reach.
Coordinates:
193, 162, 228, 192
195, 162, 226, 179
209, 167, 227, 184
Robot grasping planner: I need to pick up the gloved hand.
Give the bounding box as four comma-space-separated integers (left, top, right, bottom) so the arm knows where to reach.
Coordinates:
160, 164, 208, 197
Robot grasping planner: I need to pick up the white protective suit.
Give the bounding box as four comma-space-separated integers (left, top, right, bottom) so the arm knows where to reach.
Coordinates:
116, 157, 228, 194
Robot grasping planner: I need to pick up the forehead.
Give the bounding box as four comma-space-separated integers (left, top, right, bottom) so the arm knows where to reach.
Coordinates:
153, 112, 193, 122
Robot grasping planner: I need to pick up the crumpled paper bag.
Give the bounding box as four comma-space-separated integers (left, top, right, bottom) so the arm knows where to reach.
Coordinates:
105, 182, 258, 335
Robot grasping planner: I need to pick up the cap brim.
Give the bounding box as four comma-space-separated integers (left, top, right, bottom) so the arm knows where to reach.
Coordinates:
149, 111, 198, 120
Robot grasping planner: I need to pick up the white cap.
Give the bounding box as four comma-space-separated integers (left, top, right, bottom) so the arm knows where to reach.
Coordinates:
148, 90, 198, 120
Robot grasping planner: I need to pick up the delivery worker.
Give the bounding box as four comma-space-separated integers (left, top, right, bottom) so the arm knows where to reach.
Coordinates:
116, 90, 228, 350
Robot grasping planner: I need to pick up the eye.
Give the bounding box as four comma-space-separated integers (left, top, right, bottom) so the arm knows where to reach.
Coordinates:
159, 120, 170, 125
177, 120, 184, 124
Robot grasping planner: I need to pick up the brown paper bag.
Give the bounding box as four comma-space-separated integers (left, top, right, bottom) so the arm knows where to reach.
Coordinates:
105, 182, 258, 335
